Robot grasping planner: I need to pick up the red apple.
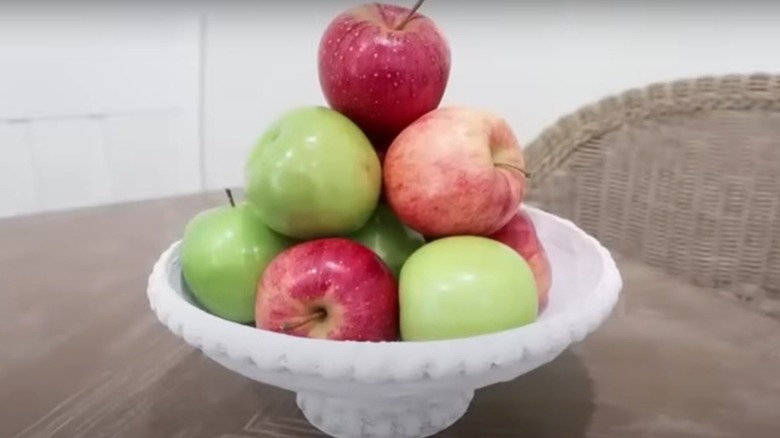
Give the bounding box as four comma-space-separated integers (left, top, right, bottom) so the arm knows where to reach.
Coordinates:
255, 238, 399, 342
383, 106, 528, 237
317, 2, 451, 146
488, 208, 553, 313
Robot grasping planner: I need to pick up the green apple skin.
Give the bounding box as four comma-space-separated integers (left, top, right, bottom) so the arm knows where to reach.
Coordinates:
347, 203, 426, 278
180, 202, 295, 323
399, 235, 538, 341
245, 106, 382, 239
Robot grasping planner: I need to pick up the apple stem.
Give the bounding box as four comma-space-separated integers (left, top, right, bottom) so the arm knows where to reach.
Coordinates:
280, 309, 327, 332
225, 188, 235, 207
396, 0, 426, 30
495, 162, 531, 178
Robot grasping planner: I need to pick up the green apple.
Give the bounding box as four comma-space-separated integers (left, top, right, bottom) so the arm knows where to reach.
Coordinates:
399, 235, 538, 341
244, 106, 382, 239
180, 192, 295, 323
347, 203, 425, 278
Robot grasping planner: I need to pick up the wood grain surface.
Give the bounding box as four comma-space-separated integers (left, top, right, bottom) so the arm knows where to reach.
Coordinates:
3, 192, 779, 438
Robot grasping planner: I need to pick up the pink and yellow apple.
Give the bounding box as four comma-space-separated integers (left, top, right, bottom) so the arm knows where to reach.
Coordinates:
488, 208, 553, 313
255, 238, 399, 342
383, 106, 529, 237
317, 2, 451, 147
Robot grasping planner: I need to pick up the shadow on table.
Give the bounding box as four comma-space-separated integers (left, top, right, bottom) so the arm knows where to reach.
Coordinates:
443, 348, 596, 438
140, 347, 593, 438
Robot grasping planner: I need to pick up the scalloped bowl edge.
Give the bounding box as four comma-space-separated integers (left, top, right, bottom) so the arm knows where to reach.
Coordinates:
146, 206, 622, 390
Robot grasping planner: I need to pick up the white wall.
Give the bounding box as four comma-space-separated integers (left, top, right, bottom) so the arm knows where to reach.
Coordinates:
3, 2, 780, 218
0, 10, 203, 218
202, 1, 780, 190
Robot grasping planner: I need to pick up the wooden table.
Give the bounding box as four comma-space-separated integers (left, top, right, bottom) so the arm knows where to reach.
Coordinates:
3, 192, 780, 438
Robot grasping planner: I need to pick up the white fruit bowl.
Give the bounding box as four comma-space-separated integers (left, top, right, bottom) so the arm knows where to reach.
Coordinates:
146, 205, 622, 438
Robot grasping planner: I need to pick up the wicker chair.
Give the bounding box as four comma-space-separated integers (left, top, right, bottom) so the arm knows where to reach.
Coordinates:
519, 73, 780, 436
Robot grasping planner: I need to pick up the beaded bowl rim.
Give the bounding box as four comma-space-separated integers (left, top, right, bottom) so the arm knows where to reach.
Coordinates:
146, 205, 622, 384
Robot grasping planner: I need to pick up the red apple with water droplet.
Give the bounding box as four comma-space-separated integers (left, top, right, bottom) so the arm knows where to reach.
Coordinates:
317, 1, 451, 149
488, 208, 553, 313
255, 238, 399, 342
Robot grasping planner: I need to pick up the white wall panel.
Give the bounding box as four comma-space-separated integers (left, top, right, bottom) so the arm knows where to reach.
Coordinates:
0, 11, 203, 218
27, 117, 113, 212
0, 122, 37, 217
0, 15, 199, 120
103, 111, 201, 203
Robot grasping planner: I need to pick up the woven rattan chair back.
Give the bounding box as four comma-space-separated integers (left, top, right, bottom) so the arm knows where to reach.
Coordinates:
523, 73, 780, 318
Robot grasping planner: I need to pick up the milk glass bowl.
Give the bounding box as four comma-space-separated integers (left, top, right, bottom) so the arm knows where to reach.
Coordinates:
146, 205, 622, 438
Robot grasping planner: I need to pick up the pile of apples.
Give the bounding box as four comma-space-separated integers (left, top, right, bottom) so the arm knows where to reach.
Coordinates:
179, 1, 552, 343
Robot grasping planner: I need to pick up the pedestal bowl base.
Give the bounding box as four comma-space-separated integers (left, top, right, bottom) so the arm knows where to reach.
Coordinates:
296, 390, 474, 438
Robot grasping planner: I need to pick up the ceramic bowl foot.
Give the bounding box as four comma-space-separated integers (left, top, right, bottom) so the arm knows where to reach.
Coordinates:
296, 390, 474, 438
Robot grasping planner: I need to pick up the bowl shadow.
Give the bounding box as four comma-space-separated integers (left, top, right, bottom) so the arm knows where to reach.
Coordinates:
136, 346, 594, 438
441, 347, 596, 438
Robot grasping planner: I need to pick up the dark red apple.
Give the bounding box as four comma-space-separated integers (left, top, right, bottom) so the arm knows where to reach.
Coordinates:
488, 209, 553, 313
317, 1, 451, 146
255, 238, 399, 342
